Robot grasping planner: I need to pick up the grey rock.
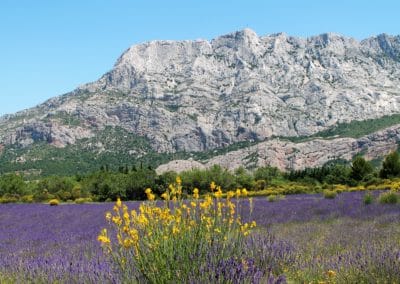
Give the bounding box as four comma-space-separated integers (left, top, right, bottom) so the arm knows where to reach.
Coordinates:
157, 124, 400, 173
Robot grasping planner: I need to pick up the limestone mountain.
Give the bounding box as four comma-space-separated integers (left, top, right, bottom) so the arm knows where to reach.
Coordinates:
1, 29, 400, 175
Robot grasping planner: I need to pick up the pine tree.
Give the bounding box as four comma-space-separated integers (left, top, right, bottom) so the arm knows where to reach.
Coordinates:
350, 156, 373, 181
380, 151, 400, 178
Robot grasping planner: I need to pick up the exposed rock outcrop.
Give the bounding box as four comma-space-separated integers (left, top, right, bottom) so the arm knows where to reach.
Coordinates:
157, 124, 400, 173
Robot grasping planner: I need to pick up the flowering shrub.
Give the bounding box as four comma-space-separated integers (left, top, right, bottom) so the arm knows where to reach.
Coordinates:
48, 199, 60, 206
98, 178, 260, 283
0, 194, 19, 204
323, 190, 337, 199
20, 195, 34, 203
74, 197, 93, 204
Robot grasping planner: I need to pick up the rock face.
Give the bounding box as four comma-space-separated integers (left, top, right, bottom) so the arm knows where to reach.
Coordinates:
1, 29, 400, 172
157, 124, 400, 173
156, 159, 206, 174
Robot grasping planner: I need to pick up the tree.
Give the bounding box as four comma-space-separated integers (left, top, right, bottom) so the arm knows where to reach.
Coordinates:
180, 165, 236, 193
0, 174, 27, 196
125, 168, 157, 200
253, 166, 281, 182
323, 164, 351, 185
380, 151, 400, 179
234, 166, 254, 190
350, 156, 373, 181
155, 171, 177, 194
82, 171, 128, 201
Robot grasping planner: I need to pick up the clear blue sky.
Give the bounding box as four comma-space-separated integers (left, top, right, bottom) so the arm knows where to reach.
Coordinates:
1, 0, 399, 116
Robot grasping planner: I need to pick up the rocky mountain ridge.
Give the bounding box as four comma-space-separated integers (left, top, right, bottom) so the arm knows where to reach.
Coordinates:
1, 29, 400, 174
156, 123, 400, 173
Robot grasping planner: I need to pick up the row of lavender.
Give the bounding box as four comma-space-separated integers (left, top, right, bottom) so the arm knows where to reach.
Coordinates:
0, 191, 399, 283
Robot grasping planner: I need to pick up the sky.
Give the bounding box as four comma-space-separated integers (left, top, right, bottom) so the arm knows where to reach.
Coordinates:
1, 0, 399, 116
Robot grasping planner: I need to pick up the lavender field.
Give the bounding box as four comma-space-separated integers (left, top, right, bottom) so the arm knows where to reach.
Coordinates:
1, 191, 399, 283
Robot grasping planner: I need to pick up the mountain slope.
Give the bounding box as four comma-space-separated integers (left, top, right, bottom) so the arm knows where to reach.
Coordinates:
157, 123, 400, 174
1, 29, 400, 175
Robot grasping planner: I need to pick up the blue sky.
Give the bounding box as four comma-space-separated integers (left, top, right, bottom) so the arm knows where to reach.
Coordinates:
1, 0, 399, 116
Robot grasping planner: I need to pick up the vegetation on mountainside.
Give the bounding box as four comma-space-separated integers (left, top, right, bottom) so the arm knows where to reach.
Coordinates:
283, 113, 400, 142
1, 114, 400, 177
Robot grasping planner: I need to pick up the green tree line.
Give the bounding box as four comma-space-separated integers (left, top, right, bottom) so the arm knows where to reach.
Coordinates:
1, 151, 400, 203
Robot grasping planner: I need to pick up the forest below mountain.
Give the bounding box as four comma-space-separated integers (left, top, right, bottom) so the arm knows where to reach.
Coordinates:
1, 150, 400, 204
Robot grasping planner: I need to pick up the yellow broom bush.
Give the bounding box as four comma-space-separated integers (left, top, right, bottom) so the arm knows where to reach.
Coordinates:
98, 177, 256, 283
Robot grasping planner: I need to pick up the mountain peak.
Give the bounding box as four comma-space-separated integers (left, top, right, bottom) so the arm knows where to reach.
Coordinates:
361, 33, 400, 60
2, 29, 400, 174
211, 28, 260, 47
237, 28, 258, 38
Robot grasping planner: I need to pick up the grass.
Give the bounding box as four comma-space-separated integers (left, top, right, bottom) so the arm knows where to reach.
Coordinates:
0, 273, 16, 284
270, 217, 400, 283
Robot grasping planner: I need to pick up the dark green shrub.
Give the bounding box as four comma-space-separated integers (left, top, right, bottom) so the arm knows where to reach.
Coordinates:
378, 191, 399, 204
380, 151, 400, 179
33, 190, 55, 202
363, 192, 373, 205
254, 180, 267, 191
71, 185, 82, 199
234, 167, 255, 189
364, 177, 382, 187
0, 174, 27, 196
350, 156, 373, 181
180, 165, 236, 193
56, 190, 72, 201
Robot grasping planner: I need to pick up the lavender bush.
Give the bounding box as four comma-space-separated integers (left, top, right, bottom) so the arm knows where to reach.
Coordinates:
0, 203, 116, 283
